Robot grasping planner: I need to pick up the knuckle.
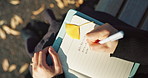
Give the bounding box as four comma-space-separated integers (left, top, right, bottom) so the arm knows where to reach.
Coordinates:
33, 67, 37, 71
104, 30, 110, 35
86, 33, 89, 36
55, 66, 62, 72
56, 68, 63, 74
101, 30, 109, 36
59, 70, 63, 74
53, 52, 58, 56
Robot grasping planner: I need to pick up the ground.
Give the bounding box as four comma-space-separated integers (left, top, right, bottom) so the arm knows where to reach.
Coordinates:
0, 0, 80, 78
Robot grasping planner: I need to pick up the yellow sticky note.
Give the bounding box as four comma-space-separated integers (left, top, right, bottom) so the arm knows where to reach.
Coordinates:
65, 22, 93, 39
66, 24, 80, 39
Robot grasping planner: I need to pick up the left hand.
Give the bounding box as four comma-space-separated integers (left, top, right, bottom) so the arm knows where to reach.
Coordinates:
31, 46, 63, 78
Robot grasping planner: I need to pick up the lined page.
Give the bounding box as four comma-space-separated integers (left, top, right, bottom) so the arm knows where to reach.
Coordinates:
58, 15, 134, 78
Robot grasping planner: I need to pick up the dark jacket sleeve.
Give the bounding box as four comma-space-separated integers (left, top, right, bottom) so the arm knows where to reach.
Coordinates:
111, 28, 148, 65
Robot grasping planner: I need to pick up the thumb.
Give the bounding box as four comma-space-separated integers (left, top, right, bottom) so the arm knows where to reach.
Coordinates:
86, 29, 110, 42
86, 23, 114, 42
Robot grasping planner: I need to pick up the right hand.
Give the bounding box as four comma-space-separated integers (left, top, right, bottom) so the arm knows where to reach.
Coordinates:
86, 23, 118, 54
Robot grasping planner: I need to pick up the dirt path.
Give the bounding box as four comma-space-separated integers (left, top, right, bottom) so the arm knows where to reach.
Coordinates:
0, 0, 78, 78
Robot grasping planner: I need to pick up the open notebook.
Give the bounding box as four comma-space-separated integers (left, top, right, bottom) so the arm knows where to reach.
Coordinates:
57, 15, 134, 78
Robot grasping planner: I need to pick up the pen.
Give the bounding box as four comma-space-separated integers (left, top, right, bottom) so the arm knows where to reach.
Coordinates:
99, 31, 124, 44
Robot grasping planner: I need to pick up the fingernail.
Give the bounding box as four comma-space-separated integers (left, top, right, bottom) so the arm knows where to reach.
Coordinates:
94, 39, 100, 43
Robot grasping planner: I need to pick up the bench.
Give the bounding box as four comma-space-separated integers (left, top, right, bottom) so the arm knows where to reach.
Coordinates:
95, 0, 148, 31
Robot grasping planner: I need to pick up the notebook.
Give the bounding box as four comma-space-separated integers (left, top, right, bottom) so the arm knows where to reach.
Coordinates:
52, 9, 139, 78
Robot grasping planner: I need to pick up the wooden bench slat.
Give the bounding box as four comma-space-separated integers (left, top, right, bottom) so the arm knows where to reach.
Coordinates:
95, 0, 124, 16
118, 0, 148, 27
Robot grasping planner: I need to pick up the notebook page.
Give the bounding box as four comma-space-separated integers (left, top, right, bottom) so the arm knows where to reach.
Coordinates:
59, 15, 134, 78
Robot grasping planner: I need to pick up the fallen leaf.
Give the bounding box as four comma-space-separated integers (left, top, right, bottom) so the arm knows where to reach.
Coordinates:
76, 0, 84, 7
78, 0, 84, 4
2, 25, 11, 34
32, 4, 45, 15
0, 20, 5, 25
56, 0, 64, 9
19, 63, 29, 74
0, 28, 6, 39
63, 0, 68, 6
10, 29, 20, 35
68, 0, 75, 4
14, 15, 23, 24
49, 3, 54, 8
10, 15, 23, 29
10, 18, 16, 29
2, 25, 20, 35
75, 2, 80, 7
8, 64, 17, 72
31, 16, 36, 19
2, 58, 9, 72
10, 0, 20, 5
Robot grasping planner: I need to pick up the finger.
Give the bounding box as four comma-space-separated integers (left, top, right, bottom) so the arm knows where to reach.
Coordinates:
89, 42, 107, 52
42, 47, 49, 54
86, 39, 98, 51
32, 57, 34, 63
38, 52, 46, 67
48, 47, 62, 70
86, 39, 94, 45
86, 23, 110, 41
86, 32, 99, 42
86, 29, 109, 41
32, 53, 39, 71
32, 53, 36, 63
41, 47, 49, 65
87, 38, 108, 52
38, 47, 50, 67
33, 53, 39, 66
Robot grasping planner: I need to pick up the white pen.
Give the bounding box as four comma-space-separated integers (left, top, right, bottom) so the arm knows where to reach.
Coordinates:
99, 31, 124, 44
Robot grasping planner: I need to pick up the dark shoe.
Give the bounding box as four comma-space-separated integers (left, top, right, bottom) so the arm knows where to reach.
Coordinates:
21, 20, 49, 57
22, 20, 49, 39
22, 9, 57, 57
42, 9, 56, 24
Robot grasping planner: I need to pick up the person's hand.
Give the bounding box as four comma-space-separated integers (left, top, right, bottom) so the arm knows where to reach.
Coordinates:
86, 23, 118, 54
31, 46, 63, 78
